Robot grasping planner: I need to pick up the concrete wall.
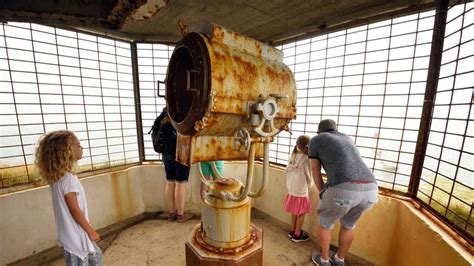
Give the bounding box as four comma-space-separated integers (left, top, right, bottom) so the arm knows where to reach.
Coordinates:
0, 162, 251, 265
387, 201, 472, 266
0, 166, 146, 265
255, 166, 472, 266
0, 164, 471, 265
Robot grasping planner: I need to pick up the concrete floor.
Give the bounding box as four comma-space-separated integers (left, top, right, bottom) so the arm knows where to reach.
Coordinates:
48, 209, 372, 266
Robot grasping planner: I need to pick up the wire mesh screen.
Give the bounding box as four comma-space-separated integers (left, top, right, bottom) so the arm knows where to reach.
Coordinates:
274, 10, 436, 193
136, 43, 173, 161
417, 2, 473, 240
0, 22, 138, 189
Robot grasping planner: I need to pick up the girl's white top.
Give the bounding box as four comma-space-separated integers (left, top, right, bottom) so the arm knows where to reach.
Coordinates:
286, 153, 312, 197
50, 172, 95, 259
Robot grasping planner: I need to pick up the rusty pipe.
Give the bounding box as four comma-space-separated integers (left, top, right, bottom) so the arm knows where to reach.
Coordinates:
220, 143, 256, 202
248, 141, 270, 198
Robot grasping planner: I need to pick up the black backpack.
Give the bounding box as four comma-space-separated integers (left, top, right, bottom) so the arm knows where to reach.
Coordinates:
149, 112, 177, 154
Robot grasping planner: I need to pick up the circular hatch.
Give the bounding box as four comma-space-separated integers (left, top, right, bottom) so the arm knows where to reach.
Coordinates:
166, 33, 210, 134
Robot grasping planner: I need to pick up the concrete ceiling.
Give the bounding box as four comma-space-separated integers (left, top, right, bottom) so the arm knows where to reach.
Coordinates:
0, 0, 437, 44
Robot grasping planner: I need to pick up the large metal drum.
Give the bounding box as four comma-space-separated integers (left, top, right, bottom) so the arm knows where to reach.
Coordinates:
165, 23, 297, 166
200, 178, 251, 249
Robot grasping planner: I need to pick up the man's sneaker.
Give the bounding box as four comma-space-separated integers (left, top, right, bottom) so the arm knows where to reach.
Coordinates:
330, 251, 345, 266
311, 251, 331, 266
291, 230, 309, 242
288, 230, 294, 238
176, 212, 193, 223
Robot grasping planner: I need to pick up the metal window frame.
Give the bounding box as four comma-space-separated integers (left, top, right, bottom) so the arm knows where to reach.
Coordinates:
0, 0, 471, 245
0, 22, 139, 189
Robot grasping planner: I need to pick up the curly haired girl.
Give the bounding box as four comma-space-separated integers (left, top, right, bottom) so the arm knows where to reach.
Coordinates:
35, 130, 102, 265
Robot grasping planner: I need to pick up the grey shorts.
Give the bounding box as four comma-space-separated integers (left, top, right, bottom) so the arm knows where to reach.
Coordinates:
317, 182, 378, 230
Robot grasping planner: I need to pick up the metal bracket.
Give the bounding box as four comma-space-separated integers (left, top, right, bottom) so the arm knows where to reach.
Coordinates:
157, 80, 166, 98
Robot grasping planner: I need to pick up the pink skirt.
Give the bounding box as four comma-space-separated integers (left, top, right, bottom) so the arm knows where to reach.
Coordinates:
284, 194, 311, 215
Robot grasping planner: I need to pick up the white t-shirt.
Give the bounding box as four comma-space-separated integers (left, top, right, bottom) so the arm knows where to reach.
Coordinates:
50, 172, 95, 259
286, 153, 312, 197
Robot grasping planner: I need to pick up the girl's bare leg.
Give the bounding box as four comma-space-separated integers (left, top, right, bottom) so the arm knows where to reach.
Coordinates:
291, 214, 297, 232
295, 214, 305, 235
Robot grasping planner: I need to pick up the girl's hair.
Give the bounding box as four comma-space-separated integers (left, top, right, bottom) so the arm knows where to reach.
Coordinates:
35, 130, 77, 183
288, 135, 310, 164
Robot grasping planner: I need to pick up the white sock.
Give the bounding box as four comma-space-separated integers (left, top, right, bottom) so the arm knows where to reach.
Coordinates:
321, 258, 329, 263
335, 254, 345, 262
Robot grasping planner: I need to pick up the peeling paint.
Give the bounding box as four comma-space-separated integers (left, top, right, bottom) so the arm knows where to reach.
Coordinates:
168, 24, 296, 166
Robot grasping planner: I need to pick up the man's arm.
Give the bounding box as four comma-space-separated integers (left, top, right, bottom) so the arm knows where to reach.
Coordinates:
64, 192, 100, 242
310, 158, 324, 192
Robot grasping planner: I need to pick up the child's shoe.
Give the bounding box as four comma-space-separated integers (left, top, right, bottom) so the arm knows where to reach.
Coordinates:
287, 230, 294, 238
291, 230, 309, 242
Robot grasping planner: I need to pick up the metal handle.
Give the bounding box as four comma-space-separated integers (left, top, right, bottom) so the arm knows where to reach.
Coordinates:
157, 80, 166, 98
187, 69, 198, 92
233, 127, 251, 152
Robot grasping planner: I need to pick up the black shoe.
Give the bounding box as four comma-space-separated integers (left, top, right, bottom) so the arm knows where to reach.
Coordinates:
291, 230, 309, 242
288, 230, 294, 238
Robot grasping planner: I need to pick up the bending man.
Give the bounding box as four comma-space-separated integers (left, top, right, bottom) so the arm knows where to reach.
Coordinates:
309, 119, 378, 266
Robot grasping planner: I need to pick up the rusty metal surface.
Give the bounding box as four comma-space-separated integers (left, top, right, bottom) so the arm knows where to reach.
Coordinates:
176, 135, 264, 167
196, 225, 257, 254
186, 223, 263, 260
168, 24, 296, 136
200, 177, 252, 249
197, 25, 296, 136
200, 201, 251, 249
210, 24, 283, 62
169, 24, 296, 166
208, 178, 243, 198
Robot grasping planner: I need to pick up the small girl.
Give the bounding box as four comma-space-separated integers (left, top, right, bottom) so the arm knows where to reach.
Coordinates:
284, 135, 312, 242
35, 130, 103, 265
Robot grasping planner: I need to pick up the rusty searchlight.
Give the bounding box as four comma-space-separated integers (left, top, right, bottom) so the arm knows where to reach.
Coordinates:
163, 22, 296, 265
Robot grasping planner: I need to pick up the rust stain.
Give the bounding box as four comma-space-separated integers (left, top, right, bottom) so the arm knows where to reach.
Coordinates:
111, 172, 124, 219
174, 27, 296, 165
210, 49, 229, 89
232, 55, 257, 91
194, 225, 257, 255
266, 67, 290, 89
176, 135, 193, 166
125, 171, 133, 214
255, 42, 262, 56
211, 51, 226, 65
212, 26, 225, 43
214, 74, 225, 86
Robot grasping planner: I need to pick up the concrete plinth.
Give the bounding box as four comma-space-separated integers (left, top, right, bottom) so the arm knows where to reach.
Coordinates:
185, 223, 263, 266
